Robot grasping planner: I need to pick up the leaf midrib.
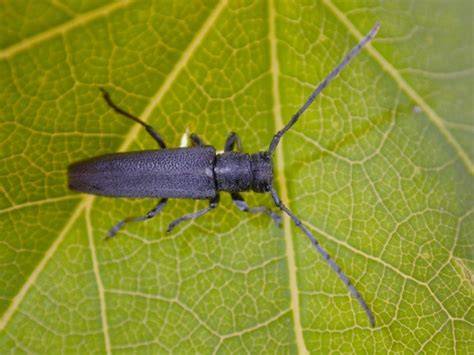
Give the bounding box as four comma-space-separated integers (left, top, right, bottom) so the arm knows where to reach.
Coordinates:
268, 0, 308, 353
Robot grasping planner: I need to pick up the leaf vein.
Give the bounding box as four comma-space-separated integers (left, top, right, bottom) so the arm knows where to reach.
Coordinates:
0, 0, 132, 60
323, 0, 474, 174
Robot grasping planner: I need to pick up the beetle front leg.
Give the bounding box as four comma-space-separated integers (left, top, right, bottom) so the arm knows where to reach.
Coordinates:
190, 133, 205, 147
166, 195, 219, 233
224, 132, 242, 152
231, 192, 281, 226
100, 88, 166, 149
106, 198, 168, 239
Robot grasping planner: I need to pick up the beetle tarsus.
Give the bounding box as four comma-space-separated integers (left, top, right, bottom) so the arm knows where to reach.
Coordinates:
106, 221, 124, 240
105, 199, 168, 238
230, 192, 281, 226
166, 195, 220, 233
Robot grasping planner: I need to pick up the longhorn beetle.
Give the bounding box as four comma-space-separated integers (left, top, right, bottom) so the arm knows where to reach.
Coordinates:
68, 23, 380, 327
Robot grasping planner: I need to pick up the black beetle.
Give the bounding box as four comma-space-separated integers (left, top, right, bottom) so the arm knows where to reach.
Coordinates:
68, 23, 380, 327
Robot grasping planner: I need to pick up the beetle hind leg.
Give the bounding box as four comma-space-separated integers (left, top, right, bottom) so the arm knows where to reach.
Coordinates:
166, 195, 220, 233
106, 198, 168, 239
231, 192, 281, 226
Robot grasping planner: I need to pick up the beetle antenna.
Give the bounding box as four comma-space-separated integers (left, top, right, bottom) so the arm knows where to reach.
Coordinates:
268, 22, 380, 154
270, 187, 376, 327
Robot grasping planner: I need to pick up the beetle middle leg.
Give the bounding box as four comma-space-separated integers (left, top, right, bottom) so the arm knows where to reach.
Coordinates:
166, 195, 220, 233
224, 132, 242, 152
230, 192, 281, 226
100, 88, 166, 149
106, 198, 168, 239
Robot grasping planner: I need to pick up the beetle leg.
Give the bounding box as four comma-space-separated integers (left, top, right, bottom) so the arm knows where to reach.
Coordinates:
106, 198, 168, 239
100, 88, 166, 149
166, 195, 219, 233
224, 132, 242, 152
231, 192, 280, 226
190, 133, 205, 147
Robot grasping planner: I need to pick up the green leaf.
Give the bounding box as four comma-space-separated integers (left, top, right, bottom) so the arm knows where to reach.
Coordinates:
1, 0, 472, 353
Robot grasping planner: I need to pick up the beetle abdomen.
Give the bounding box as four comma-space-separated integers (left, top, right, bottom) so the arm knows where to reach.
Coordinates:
68, 147, 216, 199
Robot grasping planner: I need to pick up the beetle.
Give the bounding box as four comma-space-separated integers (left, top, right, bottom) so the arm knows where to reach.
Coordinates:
69, 23, 380, 327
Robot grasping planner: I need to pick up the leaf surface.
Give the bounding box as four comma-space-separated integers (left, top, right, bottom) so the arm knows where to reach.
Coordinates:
0, 0, 472, 353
